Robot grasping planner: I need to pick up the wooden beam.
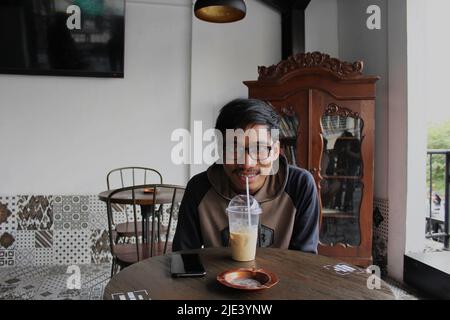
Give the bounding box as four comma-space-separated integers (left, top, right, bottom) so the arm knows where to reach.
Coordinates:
256, 0, 288, 12
293, 0, 311, 10
256, 0, 311, 58
255, 0, 311, 12
281, 2, 310, 59
291, 7, 306, 55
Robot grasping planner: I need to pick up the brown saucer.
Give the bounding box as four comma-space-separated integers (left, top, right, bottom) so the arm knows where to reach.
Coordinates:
217, 268, 278, 291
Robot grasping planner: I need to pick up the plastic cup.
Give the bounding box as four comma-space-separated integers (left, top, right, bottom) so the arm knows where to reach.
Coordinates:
226, 195, 262, 261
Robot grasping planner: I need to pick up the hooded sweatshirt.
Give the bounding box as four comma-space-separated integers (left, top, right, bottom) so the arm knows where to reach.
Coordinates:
172, 156, 320, 253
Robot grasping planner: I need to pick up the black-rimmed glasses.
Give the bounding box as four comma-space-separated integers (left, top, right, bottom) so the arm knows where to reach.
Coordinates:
225, 143, 274, 161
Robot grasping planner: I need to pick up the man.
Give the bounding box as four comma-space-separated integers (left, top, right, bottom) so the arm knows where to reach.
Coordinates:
173, 98, 320, 253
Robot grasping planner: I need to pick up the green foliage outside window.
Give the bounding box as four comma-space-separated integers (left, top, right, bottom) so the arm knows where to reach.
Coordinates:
427, 120, 450, 196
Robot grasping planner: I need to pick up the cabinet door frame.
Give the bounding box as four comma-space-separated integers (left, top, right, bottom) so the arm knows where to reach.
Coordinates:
310, 89, 375, 266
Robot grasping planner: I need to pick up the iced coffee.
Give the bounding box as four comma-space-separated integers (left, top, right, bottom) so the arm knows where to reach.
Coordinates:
226, 195, 262, 261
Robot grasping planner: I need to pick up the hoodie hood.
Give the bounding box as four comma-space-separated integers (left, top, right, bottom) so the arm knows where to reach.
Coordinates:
206, 155, 289, 203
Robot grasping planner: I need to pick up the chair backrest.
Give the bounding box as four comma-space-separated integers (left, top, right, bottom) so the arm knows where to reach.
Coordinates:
106, 167, 163, 225
105, 184, 185, 263
106, 167, 163, 190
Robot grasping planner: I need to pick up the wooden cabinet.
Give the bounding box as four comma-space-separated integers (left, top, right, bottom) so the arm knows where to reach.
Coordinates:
244, 52, 379, 266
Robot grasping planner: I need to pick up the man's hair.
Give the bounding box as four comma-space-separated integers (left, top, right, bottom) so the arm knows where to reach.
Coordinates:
215, 98, 280, 134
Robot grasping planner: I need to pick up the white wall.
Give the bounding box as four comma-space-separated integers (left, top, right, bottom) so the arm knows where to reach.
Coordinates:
0, 0, 281, 194
387, 0, 408, 281
337, 0, 389, 200
405, 0, 430, 254
189, 0, 281, 176
0, 0, 192, 194
305, 0, 339, 57
306, 0, 389, 199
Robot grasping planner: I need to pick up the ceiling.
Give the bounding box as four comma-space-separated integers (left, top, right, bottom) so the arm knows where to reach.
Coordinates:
257, 0, 311, 13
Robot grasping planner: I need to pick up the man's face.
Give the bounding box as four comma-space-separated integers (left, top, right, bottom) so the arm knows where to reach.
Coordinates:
222, 124, 280, 194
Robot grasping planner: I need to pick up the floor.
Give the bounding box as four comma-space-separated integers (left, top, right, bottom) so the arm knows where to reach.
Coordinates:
0, 263, 420, 300
424, 238, 447, 253
0, 263, 110, 300
384, 277, 422, 300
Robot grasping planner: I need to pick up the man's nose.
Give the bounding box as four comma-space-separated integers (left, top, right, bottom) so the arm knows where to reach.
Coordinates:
243, 150, 257, 168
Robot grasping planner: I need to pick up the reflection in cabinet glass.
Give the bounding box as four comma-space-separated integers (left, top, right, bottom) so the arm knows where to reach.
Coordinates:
320, 105, 363, 246
279, 107, 299, 166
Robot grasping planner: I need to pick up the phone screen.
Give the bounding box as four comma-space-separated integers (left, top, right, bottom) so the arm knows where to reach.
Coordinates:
171, 253, 206, 277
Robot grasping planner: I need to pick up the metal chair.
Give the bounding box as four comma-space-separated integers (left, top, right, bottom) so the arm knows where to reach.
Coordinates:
106, 167, 163, 242
106, 184, 185, 277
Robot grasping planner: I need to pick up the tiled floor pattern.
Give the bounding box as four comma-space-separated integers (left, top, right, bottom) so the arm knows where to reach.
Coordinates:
0, 263, 110, 300
424, 238, 446, 253
384, 277, 423, 300
0, 263, 421, 300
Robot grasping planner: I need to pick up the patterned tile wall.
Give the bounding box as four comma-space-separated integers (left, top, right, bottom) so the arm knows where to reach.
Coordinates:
373, 198, 389, 276
0, 195, 112, 268
0, 197, 17, 267
0, 195, 180, 268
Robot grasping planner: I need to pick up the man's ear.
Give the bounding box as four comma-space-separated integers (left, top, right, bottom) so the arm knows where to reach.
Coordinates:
272, 141, 281, 160
259, 140, 280, 169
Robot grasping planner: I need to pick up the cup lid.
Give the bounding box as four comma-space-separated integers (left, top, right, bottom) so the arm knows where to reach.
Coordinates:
226, 194, 262, 215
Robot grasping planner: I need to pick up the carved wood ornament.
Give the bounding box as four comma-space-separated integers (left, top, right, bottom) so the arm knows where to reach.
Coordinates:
258, 51, 364, 81
325, 103, 360, 118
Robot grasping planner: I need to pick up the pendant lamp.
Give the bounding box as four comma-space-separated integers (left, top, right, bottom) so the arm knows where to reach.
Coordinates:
194, 0, 247, 23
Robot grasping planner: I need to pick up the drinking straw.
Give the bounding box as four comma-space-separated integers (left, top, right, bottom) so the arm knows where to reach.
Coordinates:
245, 176, 251, 227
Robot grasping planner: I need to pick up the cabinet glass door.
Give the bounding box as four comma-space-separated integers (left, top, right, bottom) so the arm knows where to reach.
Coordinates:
319, 107, 363, 246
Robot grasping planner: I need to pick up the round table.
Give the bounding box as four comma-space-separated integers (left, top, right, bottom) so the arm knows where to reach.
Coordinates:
103, 247, 395, 300
98, 188, 176, 244
98, 188, 176, 206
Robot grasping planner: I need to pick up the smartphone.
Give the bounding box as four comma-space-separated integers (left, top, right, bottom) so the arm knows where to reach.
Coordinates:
171, 253, 206, 278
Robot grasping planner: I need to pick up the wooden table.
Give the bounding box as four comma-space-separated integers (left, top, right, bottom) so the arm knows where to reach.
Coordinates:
98, 188, 175, 244
98, 188, 176, 206
103, 247, 395, 300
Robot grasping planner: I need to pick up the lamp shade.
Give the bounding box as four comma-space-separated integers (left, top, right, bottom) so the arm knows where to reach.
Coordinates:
194, 0, 246, 23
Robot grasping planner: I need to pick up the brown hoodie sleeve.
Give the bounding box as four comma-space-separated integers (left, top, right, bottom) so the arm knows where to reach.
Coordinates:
285, 166, 320, 254
172, 172, 210, 251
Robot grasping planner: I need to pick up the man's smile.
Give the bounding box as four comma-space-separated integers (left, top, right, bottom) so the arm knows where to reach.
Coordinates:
234, 169, 261, 185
